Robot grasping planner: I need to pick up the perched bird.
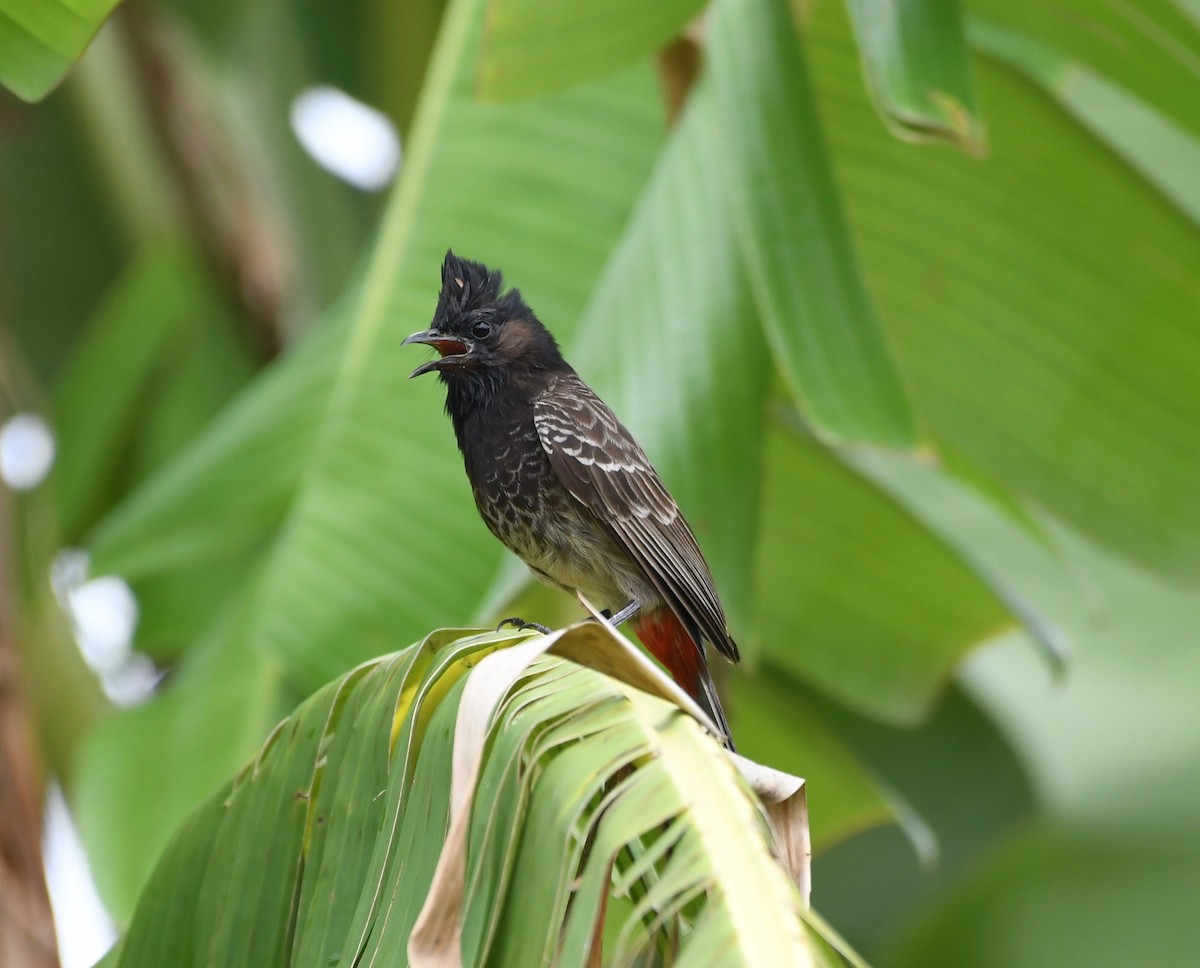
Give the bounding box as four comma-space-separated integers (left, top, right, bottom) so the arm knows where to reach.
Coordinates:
405, 251, 740, 748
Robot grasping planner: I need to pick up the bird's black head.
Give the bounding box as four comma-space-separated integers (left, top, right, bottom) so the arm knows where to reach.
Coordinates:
404, 251, 568, 388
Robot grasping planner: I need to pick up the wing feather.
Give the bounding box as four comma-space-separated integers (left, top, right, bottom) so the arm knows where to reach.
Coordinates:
534, 376, 739, 662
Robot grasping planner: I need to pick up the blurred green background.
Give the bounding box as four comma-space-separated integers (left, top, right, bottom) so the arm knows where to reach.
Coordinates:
2, 0, 1198, 965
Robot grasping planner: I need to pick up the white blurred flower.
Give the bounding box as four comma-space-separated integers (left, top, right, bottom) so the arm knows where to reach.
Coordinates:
290, 85, 400, 191
0, 412, 55, 490
44, 785, 118, 968
100, 652, 162, 707
67, 576, 140, 675
51, 550, 152, 705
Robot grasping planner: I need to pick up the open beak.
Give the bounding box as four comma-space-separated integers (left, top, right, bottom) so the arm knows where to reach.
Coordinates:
403, 329, 473, 378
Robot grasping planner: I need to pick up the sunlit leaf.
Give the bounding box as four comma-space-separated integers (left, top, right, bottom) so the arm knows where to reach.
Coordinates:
808, 0, 1200, 580
709, 0, 918, 449
971, 19, 1200, 228
112, 625, 838, 966
0, 0, 123, 101
965, 0, 1200, 137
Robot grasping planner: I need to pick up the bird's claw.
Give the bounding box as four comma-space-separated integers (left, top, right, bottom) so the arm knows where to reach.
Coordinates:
496, 616, 552, 635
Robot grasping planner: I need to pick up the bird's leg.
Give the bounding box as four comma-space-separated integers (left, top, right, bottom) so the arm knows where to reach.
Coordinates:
496, 616, 552, 635
601, 600, 642, 626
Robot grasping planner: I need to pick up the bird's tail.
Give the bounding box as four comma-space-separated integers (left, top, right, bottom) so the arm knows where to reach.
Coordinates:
633, 609, 735, 751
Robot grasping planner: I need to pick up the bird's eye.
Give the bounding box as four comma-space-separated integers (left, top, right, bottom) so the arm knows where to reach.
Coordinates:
471, 321, 492, 339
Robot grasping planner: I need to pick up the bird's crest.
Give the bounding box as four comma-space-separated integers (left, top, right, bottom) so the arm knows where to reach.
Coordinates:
438, 250, 507, 317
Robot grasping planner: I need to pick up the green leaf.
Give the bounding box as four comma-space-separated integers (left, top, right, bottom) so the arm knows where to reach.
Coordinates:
964, 0, 1200, 138
73, 599, 288, 921
478, 0, 704, 101
51, 248, 256, 542
47, 248, 261, 662
50, 252, 190, 539
753, 419, 1012, 724
0, 0, 122, 101
288, 650, 423, 966
970, 18, 1200, 229
190, 682, 350, 964
86, 317, 345, 580
112, 625, 835, 966
103, 781, 230, 967
708, 0, 919, 449
846, 0, 984, 149
1, 91, 126, 380
807, 0, 1200, 580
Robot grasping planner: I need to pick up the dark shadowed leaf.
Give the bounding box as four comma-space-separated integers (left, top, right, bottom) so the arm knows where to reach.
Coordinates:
752, 419, 1012, 724
51, 248, 255, 542
887, 826, 1200, 968
811, 679, 1036, 957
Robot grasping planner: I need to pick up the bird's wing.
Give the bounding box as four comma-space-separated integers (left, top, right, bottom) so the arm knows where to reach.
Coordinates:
533, 376, 739, 662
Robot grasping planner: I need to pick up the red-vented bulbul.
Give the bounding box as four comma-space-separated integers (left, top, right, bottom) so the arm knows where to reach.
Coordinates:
405, 251, 739, 748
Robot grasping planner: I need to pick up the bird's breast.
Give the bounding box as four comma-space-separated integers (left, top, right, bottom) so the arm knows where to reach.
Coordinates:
467, 421, 574, 554
460, 412, 644, 606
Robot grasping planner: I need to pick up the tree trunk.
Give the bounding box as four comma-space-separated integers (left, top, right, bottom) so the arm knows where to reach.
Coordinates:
0, 485, 60, 968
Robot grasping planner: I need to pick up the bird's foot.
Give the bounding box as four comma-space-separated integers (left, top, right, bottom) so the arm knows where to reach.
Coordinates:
589, 601, 641, 626
496, 616, 552, 635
